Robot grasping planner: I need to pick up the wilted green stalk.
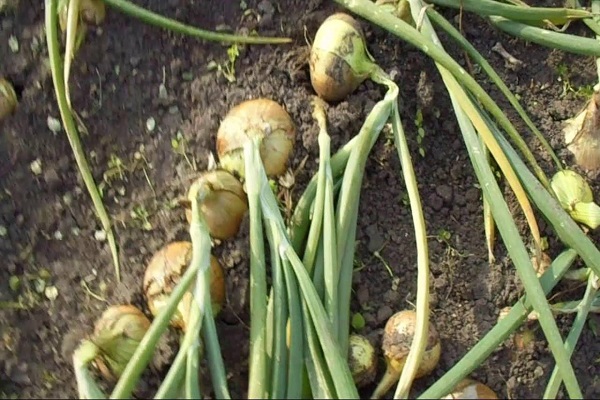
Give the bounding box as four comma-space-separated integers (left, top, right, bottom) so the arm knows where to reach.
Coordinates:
110, 192, 211, 399
544, 272, 599, 398
45, 0, 121, 281
244, 138, 270, 399
334, 0, 550, 189
426, 0, 590, 23
425, 8, 562, 170
101, 0, 292, 44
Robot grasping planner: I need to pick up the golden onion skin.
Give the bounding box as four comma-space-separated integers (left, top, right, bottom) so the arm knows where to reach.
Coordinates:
216, 98, 296, 178
0, 78, 17, 120
309, 13, 372, 102
143, 242, 226, 330
185, 169, 248, 240
91, 304, 151, 381
442, 379, 499, 399
382, 309, 441, 379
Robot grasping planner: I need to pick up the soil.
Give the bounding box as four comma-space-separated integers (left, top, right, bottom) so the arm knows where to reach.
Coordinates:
2, 0, 600, 398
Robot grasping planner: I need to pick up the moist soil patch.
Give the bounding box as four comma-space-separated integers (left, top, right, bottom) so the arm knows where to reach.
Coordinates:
1, 0, 600, 398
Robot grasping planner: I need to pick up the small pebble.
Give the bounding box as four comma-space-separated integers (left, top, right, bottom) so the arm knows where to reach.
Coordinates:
94, 230, 107, 242
30, 159, 42, 175
146, 117, 156, 132
8, 35, 19, 53
47, 116, 62, 133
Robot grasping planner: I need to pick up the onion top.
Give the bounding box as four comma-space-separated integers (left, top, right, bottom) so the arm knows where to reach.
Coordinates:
143, 241, 226, 331
0, 78, 17, 120
382, 310, 441, 378
91, 304, 151, 381
216, 98, 296, 178
186, 169, 248, 240
309, 13, 376, 102
348, 334, 378, 388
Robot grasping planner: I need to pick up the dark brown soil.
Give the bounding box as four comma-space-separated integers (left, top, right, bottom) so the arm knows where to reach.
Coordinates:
2, 0, 600, 398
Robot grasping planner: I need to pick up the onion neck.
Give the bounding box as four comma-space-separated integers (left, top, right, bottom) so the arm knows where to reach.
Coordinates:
371, 360, 401, 399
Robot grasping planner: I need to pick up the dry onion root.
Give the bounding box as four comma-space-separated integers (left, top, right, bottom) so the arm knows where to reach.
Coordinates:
185, 169, 249, 240
216, 98, 296, 178
371, 310, 441, 399
309, 13, 377, 102
89, 304, 151, 381
441, 378, 499, 399
0, 77, 18, 120
143, 241, 226, 331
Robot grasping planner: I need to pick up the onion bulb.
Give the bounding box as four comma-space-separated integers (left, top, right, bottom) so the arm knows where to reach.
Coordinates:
0, 78, 17, 120
550, 169, 600, 229
185, 169, 248, 240
372, 310, 441, 398
143, 241, 226, 331
309, 13, 376, 102
348, 334, 377, 388
59, 0, 106, 32
216, 98, 296, 178
90, 304, 151, 381
441, 379, 498, 399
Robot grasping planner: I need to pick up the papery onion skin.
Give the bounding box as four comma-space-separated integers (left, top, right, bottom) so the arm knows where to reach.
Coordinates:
309, 13, 374, 102
91, 304, 151, 381
382, 309, 441, 379
441, 379, 499, 399
143, 241, 226, 331
186, 169, 248, 240
0, 78, 17, 120
216, 98, 296, 178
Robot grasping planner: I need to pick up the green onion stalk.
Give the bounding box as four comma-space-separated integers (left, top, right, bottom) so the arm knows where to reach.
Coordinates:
109, 190, 215, 399
101, 0, 292, 44
244, 137, 360, 399
306, 12, 431, 398
153, 185, 230, 399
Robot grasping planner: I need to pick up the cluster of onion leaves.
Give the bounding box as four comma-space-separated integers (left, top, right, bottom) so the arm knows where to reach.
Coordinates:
44, 0, 292, 282
72, 186, 227, 399
298, 11, 432, 398
332, 0, 600, 398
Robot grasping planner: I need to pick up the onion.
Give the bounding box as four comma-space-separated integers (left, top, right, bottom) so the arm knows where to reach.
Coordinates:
372, 310, 441, 398
185, 169, 248, 240
59, 0, 106, 32
143, 241, 226, 331
90, 304, 151, 381
309, 13, 376, 102
348, 334, 377, 388
0, 78, 17, 120
550, 169, 600, 229
216, 98, 296, 178
441, 379, 499, 399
